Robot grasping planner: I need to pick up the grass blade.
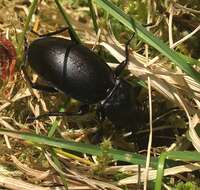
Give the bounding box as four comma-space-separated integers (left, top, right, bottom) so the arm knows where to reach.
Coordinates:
18, 0, 39, 56
0, 128, 158, 168
88, 0, 99, 34
93, 0, 200, 83
54, 0, 81, 43
155, 151, 200, 190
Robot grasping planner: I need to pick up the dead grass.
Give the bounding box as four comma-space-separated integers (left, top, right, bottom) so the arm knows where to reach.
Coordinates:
0, 0, 200, 189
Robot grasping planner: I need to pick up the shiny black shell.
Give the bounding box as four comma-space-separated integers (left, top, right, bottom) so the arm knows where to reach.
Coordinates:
102, 80, 141, 129
28, 37, 115, 103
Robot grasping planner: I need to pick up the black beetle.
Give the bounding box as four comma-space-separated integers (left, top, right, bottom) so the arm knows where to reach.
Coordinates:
23, 27, 142, 130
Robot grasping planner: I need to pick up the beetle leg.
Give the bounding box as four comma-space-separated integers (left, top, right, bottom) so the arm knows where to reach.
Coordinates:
27, 112, 68, 122
31, 27, 79, 44
31, 27, 69, 37
96, 104, 106, 122
97, 79, 121, 122
22, 66, 58, 93
143, 22, 154, 27
115, 33, 135, 77
28, 104, 90, 122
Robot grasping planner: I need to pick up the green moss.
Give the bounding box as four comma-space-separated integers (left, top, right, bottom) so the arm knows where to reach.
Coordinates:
175, 182, 200, 190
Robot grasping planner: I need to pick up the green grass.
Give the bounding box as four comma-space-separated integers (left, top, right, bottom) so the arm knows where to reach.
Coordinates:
0, 128, 158, 167
1, 0, 200, 189
93, 0, 200, 83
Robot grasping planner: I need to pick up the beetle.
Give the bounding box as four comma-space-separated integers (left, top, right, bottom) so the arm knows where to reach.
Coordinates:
23, 27, 143, 131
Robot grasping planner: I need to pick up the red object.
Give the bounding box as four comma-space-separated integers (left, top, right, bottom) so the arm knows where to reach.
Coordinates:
0, 37, 17, 80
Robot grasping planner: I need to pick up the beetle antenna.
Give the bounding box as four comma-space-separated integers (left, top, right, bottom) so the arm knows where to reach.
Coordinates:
27, 104, 90, 122
31, 27, 69, 37
114, 33, 135, 77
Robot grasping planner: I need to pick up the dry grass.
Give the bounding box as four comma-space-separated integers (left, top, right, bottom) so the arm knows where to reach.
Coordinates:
0, 0, 200, 189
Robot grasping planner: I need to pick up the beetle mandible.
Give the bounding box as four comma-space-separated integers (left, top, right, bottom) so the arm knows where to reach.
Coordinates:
23, 27, 142, 130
